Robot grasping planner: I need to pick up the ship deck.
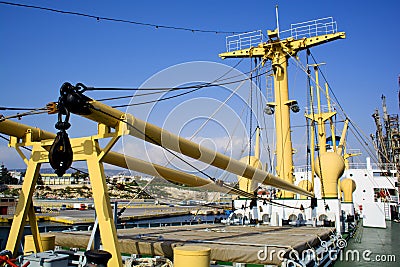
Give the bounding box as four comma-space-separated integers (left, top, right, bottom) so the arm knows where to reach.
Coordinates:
52, 224, 334, 265
336, 221, 399, 267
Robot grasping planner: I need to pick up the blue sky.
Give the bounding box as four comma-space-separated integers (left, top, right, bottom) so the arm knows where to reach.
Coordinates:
0, 0, 399, 170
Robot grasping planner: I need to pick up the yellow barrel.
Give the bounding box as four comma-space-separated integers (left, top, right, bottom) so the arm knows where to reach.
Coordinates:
173, 246, 211, 267
24, 234, 55, 254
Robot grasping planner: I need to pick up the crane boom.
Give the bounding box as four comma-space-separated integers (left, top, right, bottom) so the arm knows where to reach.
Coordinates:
0, 119, 253, 197
60, 87, 313, 197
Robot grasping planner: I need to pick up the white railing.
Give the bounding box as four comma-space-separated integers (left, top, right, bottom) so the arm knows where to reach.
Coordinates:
224, 17, 338, 52
279, 17, 338, 40
370, 163, 398, 171
226, 30, 264, 52
347, 149, 362, 155
294, 165, 312, 173
347, 162, 367, 169
389, 195, 399, 204
305, 104, 336, 114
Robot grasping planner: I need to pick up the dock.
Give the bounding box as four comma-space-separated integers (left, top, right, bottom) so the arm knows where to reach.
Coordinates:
0, 207, 192, 225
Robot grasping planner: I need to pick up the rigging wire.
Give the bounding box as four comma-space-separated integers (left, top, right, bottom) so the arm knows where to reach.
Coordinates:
206, 82, 256, 205
112, 87, 201, 108
90, 72, 268, 107
259, 74, 274, 172
0, 106, 47, 111
248, 58, 254, 163
0, 1, 243, 34
87, 68, 270, 109
85, 68, 267, 94
305, 50, 327, 207
0, 109, 48, 122
97, 59, 245, 103
138, 59, 249, 179
111, 70, 269, 108
305, 55, 312, 192
188, 61, 264, 142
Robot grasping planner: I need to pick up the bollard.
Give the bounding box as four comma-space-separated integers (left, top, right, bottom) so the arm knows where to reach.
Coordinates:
173, 246, 211, 267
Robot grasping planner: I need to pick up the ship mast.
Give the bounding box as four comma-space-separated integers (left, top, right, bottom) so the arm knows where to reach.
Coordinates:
220, 17, 345, 198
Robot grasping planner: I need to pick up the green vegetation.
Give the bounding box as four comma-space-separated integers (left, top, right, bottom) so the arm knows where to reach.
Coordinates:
0, 164, 17, 185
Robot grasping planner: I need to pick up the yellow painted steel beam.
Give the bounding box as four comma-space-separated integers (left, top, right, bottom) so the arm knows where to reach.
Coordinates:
287, 32, 346, 53
27, 203, 44, 253
0, 119, 246, 195
86, 139, 122, 267
337, 119, 349, 156
5, 150, 43, 256
82, 100, 313, 197
0, 119, 55, 141
104, 151, 209, 187
219, 32, 346, 59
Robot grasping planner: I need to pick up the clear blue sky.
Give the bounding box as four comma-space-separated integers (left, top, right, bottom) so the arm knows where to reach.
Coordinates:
0, 0, 399, 170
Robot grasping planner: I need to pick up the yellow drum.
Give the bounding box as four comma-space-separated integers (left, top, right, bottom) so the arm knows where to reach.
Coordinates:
173, 246, 211, 267
24, 234, 55, 254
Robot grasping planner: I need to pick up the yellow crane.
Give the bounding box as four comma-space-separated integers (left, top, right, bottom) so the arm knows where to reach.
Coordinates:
220, 24, 345, 198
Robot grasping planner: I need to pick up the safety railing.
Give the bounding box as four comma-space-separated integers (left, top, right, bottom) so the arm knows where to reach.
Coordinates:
225, 30, 264, 52
280, 17, 338, 40
305, 104, 336, 114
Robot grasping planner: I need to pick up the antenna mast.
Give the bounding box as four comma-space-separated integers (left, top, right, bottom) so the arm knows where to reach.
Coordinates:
275, 5, 280, 38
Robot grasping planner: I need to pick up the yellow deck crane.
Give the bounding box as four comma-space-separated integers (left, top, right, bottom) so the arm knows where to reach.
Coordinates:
219, 25, 345, 198
0, 82, 313, 267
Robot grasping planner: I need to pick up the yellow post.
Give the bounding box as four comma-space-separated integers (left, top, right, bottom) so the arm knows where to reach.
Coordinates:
237, 126, 262, 193
326, 83, 337, 152
174, 246, 211, 267
309, 87, 316, 188
313, 64, 327, 153
272, 51, 295, 198
255, 126, 260, 159
5, 147, 43, 256
337, 119, 349, 156
27, 203, 44, 253
86, 141, 123, 267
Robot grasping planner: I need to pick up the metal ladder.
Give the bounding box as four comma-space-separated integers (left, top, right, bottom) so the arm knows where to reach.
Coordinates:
265, 61, 274, 103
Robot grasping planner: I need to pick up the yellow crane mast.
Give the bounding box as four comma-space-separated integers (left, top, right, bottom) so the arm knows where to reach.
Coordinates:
220, 24, 345, 198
